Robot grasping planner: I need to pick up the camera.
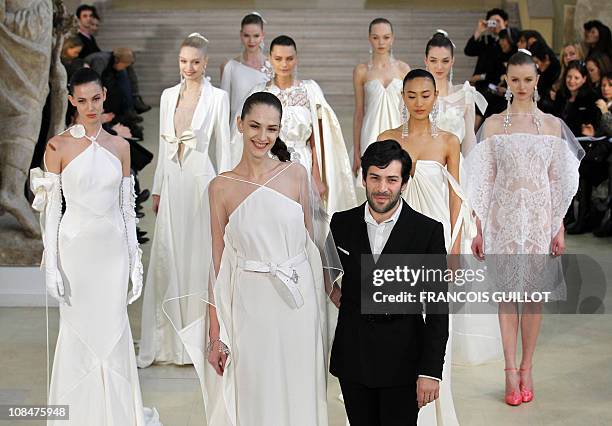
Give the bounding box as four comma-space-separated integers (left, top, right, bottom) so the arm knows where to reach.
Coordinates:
487, 20, 497, 28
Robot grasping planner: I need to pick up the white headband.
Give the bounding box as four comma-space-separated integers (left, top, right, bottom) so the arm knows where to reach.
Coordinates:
249, 11, 267, 24
188, 32, 209, 43
435, 29, 456, 48
518, 48, 532, 56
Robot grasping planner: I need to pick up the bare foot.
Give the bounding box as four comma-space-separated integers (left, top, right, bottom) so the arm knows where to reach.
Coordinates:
0, 190, 41, 239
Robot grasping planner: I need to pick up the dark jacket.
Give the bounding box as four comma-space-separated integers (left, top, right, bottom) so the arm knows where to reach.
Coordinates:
84, 51, 123, 116
77, 31, 101, 59
553, 87, 601, 136
329, 201, 449, 388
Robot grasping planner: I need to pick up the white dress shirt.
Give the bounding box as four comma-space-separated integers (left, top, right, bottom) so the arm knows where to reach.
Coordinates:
364, 200, 441, 382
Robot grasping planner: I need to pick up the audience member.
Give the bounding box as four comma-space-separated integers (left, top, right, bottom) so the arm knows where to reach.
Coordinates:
585, 52, 612, 91
75, 4, 101, 58
529, 41, 561, 113
583, 20, 612, 58
464, 8, 513, 117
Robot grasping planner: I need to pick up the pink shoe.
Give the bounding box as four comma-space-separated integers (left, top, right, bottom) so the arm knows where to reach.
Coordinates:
504, 368, 522, 406
519, 367, 534, 403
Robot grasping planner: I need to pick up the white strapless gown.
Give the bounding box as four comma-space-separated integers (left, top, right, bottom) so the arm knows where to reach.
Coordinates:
47, 143, 160, 425
355, 78, 403, 202
360, 78, 402, 155
404, 160, 460, 426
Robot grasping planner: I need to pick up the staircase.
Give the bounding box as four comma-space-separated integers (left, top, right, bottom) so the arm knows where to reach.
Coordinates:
96, 8, 483, 119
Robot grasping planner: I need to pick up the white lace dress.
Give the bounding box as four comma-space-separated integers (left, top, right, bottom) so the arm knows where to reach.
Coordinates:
465, 112, 582, 299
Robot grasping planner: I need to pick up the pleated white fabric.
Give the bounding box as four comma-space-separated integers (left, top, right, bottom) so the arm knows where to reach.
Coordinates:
46, 143, 159, 426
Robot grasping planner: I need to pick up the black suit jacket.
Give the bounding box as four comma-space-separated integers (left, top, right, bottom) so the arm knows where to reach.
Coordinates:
77, 32, 101, 59
329, 201, 449, 388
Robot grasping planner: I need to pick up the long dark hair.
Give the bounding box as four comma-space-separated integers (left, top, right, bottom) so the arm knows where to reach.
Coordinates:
240, 92, 291, 162
559, 60, 591, 99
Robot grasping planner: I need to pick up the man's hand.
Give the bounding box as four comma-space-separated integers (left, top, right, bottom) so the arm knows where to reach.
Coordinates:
417, 377, 440, 409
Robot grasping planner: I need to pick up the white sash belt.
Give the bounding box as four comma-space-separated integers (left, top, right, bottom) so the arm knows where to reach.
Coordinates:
237, 251, 307, 308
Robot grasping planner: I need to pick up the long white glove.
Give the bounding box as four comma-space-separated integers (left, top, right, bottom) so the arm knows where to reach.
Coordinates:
30, 168, 65, 304
120, 175, 144, 304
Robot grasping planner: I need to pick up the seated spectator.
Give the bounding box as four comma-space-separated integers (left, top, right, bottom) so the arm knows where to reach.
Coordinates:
498, 27, 519, 57
583, 20, 612, 58
595, 72, 612, 137
75, 4, 101, 58
553, 60, 601, 137
551, 42, 586, 101
464, 7, 513, 117
517, 30, 545, 50
529, 41, 561, 113
61, 36, 85, 80
585, 52, 612, 91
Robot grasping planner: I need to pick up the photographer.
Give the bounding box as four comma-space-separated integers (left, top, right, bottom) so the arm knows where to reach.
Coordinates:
464, 8, 513, 118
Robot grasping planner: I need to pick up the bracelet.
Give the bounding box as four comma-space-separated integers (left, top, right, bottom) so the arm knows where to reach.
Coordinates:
206, 338, 230, 355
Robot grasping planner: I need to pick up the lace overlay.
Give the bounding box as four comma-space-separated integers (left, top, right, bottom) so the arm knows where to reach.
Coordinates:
465, 113, 583, 299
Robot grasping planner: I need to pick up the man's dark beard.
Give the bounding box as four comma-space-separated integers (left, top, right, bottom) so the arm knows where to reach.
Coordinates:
366, 189, 402, 214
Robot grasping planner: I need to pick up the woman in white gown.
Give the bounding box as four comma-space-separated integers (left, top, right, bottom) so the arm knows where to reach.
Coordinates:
352, 18, 410, 183
220, 12, 271, 123
232, 35, 357, 214
378, 69, 463, 426
31, 67, 159, 425
138, 33, 231, 368
424, 30, 502, 366
170, 92, 339, 425
467, 51, 583, 406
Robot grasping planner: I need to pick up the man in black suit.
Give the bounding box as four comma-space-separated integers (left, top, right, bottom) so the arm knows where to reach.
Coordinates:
329, 140, 449, 425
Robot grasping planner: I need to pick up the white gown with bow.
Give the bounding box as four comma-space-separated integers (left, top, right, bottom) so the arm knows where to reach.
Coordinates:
138, 79, 231, 367
31, 142, 160, 425
166, 163, 331, 425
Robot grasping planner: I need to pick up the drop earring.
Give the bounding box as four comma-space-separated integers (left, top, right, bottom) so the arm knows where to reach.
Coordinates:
503, 87, 513, 131
430, 101, 439, 137
401, 98, 409, 139
449, 67, 454, 85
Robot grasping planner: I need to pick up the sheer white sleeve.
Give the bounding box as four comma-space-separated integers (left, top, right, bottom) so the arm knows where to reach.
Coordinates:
120, 176, 143, 304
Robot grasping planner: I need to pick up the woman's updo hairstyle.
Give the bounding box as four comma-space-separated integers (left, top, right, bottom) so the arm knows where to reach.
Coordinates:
241, 12, 265, 29
180, 32, 209, 56
240, 92, 290, 162
69, 67, 103, 95
368, 17, 393, 34
425, 30, 454, 57
507, 49, 537, 72
403, 68, 437, 91
269, 35, 297, 53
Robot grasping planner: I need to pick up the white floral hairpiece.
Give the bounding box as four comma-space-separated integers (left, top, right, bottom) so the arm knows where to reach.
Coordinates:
518, 48, 532, 56
435, 29, 456, 48
188, 32, 209, 43
249, 11, 267, 24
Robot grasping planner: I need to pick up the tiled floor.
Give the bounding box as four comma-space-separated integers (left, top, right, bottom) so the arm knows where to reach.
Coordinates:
1, 107, 611, 425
